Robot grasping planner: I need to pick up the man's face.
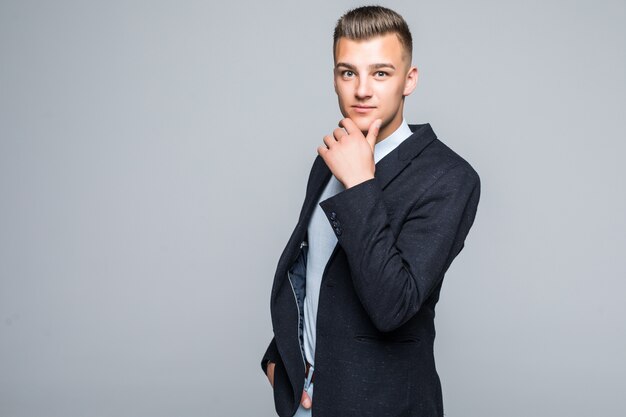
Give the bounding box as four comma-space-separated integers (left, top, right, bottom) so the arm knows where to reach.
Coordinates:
334, 33, 418, 141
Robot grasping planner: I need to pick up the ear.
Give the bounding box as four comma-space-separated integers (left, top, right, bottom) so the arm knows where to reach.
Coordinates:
333, 66, 338, 94
403, 65, 418, 96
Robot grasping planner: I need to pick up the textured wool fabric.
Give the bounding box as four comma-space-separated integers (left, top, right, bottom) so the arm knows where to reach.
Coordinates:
262, 123, 480, 417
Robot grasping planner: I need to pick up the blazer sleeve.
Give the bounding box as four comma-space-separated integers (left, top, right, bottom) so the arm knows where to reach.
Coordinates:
318, 162, 481, 332
260, 336, 280, 375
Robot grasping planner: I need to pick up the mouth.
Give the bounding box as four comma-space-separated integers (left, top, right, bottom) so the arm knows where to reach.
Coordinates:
351, 105, 376, 114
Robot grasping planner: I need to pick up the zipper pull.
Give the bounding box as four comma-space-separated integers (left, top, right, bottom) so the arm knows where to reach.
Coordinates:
300, 240, 308, 248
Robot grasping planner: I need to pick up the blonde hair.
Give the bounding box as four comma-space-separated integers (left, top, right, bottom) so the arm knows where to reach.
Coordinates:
333, 5, 413, 63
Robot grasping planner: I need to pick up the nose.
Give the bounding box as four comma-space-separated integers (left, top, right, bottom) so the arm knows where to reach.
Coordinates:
355, 76, 372, 99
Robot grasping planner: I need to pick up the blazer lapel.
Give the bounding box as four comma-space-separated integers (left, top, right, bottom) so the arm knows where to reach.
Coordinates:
299, 156, 332, 231
299, 122, 437, 227
374, 123, 437, 189
274, 122, 438, 292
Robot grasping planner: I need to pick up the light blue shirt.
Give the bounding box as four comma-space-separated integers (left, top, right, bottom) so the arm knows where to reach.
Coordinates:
303, 119, 413, 366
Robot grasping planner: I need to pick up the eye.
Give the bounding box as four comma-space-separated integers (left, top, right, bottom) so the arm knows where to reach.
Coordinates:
375, 71, 388, 77
342, 70, 355, 77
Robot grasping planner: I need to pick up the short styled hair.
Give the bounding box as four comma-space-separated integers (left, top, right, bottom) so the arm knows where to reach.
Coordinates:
333, 5, 413, 64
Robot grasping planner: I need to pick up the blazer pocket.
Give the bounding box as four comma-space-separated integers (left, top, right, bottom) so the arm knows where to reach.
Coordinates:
354, 334, 421, 345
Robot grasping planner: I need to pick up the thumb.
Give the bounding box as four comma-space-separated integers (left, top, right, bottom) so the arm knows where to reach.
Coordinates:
301, 390, 312, 409
365, 118, 382, 150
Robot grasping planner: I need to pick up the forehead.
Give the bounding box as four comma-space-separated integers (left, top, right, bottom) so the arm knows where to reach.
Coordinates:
334, 33, 407, 65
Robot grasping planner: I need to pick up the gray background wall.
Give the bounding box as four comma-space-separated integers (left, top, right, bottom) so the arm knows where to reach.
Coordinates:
1, 0, 624, 416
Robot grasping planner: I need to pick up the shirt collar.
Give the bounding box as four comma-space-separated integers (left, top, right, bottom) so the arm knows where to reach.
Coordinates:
373, 118, 413, 164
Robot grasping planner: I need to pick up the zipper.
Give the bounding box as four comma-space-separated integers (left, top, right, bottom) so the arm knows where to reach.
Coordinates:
287, 270, 306, 371
287, 240, 307, 372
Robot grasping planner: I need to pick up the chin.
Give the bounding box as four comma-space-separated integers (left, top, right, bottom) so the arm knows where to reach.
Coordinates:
348, 113, 376, 132
355, 120, 372, 133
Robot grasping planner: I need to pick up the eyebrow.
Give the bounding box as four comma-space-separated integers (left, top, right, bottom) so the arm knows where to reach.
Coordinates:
335, 62, 396, 71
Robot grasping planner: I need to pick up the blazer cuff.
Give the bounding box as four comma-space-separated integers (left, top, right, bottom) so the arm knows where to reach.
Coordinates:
318, 177, 383, 250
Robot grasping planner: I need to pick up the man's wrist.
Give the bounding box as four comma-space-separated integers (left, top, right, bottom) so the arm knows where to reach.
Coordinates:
344, 173, 375, 189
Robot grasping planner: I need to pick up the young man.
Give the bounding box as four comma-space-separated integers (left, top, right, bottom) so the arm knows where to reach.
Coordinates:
261, 6, 481, 417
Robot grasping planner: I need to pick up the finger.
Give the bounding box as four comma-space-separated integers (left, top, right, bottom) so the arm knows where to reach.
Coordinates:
338, 118, 360, 135
300, 390, 312, 409
322, 134, 336, 149
365, 118, 382, 150
267, 362, 275, 387
333, 127, 347, 141
317, 145, 329, 156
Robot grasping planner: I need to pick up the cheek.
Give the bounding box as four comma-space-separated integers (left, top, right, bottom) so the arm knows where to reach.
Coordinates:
378, 83, 404, 106
336, 85, 351, 104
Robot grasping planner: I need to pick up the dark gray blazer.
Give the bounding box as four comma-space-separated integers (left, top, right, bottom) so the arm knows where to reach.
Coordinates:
261, 123, 481, 417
